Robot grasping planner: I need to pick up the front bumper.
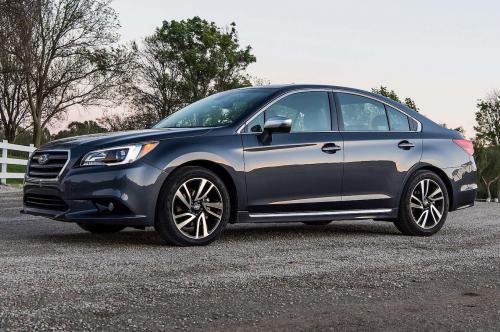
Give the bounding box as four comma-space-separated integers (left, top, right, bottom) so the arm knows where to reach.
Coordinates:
22, 161, 167, 226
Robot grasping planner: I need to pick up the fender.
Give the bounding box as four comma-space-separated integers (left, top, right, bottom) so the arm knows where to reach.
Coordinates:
144, 134, 247, 215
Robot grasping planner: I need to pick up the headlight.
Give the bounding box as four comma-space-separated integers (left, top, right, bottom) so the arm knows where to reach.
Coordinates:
80, 142, 158, 167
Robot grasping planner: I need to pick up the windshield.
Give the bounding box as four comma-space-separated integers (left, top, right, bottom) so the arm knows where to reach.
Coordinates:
154, 89, 277, 128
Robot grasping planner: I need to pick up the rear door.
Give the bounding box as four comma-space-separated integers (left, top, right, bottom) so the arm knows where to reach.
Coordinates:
241, 90, 344, 214
334, 92, 423, 210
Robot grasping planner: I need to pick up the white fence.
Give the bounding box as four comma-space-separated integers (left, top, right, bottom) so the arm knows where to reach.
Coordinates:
0, 140, 36, 184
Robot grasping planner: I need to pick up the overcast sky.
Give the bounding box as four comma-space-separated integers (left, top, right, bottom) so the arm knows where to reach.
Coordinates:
67, 0, 500, 137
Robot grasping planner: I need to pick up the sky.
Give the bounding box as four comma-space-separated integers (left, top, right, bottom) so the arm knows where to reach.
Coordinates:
65, 0, 500, 137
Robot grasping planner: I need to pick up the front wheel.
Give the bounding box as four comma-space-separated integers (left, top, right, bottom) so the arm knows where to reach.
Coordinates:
155, 166, 231, 246
394, 170, 449, 236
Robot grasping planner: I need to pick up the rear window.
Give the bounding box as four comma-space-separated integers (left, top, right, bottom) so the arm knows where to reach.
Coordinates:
386, 106, 410, 131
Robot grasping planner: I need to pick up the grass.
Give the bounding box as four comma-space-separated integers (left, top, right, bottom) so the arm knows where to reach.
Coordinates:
6, 164, 26, 186
2, 152, 28, 186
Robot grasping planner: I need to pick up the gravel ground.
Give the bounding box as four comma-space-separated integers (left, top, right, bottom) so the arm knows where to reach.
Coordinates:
0, 191, 499, 331
0, 185, 21, 193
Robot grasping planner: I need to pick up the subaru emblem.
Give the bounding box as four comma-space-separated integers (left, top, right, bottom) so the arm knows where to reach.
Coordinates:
38, 154, 50, 165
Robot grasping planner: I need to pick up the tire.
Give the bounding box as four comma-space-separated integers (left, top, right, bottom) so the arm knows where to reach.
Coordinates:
155, 166, 231, 246
302, 221, 332, 226
394, 170, 449, 236
77, 223, 126, 234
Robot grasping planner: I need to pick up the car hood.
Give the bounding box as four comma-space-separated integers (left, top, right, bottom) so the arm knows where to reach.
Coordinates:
39, 128, 212, 150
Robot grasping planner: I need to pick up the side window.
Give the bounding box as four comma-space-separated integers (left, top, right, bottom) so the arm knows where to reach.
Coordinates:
386, 105, 410, 131
409, 118, 419, 131
337, 93, 389, 131
245, 112, 264, 133
265, 92, 331, 132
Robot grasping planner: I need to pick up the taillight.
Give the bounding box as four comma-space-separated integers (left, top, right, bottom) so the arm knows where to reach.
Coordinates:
452, 139, 474, 156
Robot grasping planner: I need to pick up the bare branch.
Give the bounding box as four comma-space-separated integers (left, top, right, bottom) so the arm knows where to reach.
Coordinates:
2, 0, 132, 146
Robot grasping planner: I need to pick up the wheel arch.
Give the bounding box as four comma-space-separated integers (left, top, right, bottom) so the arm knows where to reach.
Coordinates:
399, 163, 455, 211
158, 159, 239, 224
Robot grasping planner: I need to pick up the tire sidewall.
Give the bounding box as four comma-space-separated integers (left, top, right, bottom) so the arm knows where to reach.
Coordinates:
156, 167, 231, 246
399, 171, 449, 236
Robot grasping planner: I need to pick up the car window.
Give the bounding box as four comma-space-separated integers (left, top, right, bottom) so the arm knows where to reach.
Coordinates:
155, 89, 276, 128
337, 93, 389, 131
245, 112, 265, 133
264, 92, 331, 132
386, 105, 410, 131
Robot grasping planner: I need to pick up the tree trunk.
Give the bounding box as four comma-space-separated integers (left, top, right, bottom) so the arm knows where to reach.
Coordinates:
33, 120, 42, 147
484, 178, 491, 201
497, 179, 500, 200
3, 126, 16, 143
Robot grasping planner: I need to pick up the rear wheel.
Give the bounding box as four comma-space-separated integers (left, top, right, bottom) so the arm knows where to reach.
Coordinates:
394, 170, 449, 236
77, 223, 126, 234
155, 166, 231, 246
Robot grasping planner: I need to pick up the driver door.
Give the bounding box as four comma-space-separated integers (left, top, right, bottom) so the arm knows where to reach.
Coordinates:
241, 91, 344, 214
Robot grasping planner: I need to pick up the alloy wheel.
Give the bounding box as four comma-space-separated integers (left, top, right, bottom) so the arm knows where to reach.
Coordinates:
409, 178, 445, 229
171, 177, 224, 239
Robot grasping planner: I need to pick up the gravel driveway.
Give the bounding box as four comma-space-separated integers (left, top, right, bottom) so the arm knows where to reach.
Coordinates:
0, 189, 499, 331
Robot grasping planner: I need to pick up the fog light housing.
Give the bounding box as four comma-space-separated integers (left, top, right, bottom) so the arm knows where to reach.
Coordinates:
92, 199, 130, 214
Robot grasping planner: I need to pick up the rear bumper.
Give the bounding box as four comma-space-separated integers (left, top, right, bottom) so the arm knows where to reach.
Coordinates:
454, 183, 477, 210
444, 160, 477, 211
22, 161, 167, 226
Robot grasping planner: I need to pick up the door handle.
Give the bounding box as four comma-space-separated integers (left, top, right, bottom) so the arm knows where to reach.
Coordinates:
398, 140, 415, 150
321, 143, 342, 154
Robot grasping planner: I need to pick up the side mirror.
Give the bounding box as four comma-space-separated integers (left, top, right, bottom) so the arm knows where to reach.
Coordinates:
264, 116, 292, 133
260, 116, 292, 143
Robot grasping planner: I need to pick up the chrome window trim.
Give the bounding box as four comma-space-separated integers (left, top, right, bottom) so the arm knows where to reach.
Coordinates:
249, 208, 392, 218
236, 88, 422, 134
26, 149, 71, 183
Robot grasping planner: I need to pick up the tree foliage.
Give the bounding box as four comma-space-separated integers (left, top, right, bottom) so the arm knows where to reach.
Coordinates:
371, 86, 419, 111
440, 123, 466, 135
12, 127, 51, 146
52, 120, 107, 140
98, 113, 154, 132
0, 0, 133, 146
112, 16, 256, 130
474, 91, 500, 146
474, 144, 500, 199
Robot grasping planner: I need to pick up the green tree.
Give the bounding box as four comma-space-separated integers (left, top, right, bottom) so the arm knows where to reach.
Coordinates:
440, 123, 466, 135
372, 86, 418, 111
474, 91, 500, 146
52, 120, 106, 140
114, 16, 256, 130
13, 127, 51, 146
475, 145, 500, 200
98, 113, 156, 131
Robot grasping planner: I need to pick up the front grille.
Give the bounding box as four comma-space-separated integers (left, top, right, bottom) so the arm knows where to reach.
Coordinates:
24, 194, 68, 211
28, 151, 69, 179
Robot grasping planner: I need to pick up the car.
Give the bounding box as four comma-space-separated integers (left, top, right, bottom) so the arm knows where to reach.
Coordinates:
21, 84, 478, 246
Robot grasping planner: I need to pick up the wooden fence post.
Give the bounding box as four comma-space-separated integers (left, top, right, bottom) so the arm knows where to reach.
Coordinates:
1, 140, 7, 185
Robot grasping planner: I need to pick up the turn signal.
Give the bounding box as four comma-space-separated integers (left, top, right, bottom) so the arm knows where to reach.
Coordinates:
138, 142, 158, 159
